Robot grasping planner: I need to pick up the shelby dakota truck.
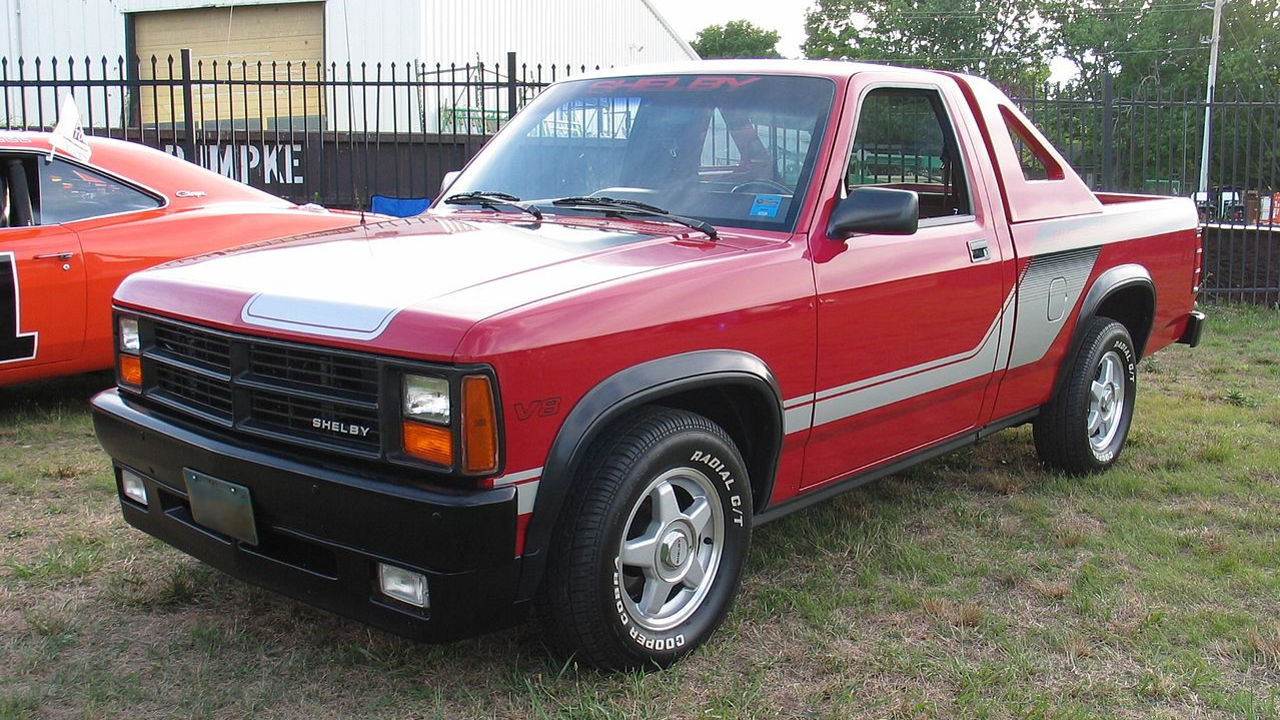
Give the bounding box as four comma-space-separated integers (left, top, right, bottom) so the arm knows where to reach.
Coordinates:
92, 61, 1205, 669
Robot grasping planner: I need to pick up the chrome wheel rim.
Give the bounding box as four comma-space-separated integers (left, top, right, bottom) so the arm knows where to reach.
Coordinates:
1087, 350, 1126, 452
616, 467, 724, 632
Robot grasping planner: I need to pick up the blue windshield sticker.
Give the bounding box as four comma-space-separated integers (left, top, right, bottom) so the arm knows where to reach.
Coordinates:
749, 194, 782, 218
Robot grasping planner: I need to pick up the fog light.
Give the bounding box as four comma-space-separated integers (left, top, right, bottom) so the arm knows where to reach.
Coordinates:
377, 563, 429, 608
121, 469, 148, 506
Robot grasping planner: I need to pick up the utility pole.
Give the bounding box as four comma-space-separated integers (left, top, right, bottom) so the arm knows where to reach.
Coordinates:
1198, 0, 1225, 196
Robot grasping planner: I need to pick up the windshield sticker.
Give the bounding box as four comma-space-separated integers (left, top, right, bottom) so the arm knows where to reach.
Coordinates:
587, 77, 762, 94
749, 195, 783, 218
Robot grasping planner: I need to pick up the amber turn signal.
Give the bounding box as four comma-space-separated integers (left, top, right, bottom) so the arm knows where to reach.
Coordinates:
402, 420, 453, 466
118, 354, 143, 388
461, 375, 499, 474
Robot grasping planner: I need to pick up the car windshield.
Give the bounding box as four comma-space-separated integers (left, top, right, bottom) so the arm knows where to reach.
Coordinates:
440, 74, 837, 233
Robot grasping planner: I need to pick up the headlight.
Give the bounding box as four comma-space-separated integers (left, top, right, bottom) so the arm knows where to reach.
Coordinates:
118, 316, 141, 354
402, 374, 450, 425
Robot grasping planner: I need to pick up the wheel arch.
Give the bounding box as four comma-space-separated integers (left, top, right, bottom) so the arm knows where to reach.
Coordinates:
1052, 264, 1154, 399
516, 350, 784, 599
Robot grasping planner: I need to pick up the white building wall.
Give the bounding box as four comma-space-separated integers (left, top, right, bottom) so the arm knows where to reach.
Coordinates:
1, 0, 697, 130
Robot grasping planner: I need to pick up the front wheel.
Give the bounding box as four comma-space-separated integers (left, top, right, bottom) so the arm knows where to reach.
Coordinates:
1034, 317, 1138, 474
537, 407, 752, 670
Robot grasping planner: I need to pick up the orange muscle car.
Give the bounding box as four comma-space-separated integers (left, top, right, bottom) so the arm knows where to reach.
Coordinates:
0, 132, 365, 385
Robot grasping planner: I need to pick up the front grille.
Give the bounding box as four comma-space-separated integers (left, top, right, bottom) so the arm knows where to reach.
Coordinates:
153, 363, 233, 421
248, 344, 378, 400
247, 389, 381, 452
153, 322, 231, 371
139, 317, 388, 459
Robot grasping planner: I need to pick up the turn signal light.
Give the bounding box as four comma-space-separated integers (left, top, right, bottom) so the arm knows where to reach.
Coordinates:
461, 375, 499, 474
119, 354, 143, 388
402, 420, 453, 466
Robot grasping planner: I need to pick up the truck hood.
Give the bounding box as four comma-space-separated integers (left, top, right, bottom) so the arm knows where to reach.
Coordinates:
115, 214, 746, 360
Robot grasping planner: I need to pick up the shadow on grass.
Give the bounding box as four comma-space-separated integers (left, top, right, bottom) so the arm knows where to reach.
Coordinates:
0, 371, 114, 420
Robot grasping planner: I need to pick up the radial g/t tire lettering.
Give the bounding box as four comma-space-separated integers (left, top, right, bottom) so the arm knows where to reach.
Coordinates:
536, 406, 752, 670
1034, 317, 1137, 474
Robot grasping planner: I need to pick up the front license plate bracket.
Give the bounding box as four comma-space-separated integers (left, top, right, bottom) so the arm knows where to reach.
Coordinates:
183, 468, 259, 546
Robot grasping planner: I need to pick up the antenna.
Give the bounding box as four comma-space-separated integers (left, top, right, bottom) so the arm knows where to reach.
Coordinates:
1198, 0, 1225, 195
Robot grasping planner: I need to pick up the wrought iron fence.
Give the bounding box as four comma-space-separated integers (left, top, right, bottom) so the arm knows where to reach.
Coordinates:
0, 52, 1276, 304
0, 52, 583, 207
1013, 81, 1279, 305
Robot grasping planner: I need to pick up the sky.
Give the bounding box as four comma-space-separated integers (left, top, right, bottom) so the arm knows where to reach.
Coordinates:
645, 0, 811, 58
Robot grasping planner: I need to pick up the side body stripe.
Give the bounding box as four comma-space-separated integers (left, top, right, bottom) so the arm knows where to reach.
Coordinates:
784, 246, 1101, 432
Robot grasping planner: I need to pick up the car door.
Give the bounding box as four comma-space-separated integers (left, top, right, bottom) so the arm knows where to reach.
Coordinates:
35, 155, 165, 370
0, 154, 86, 370
800, 78, 1010, 490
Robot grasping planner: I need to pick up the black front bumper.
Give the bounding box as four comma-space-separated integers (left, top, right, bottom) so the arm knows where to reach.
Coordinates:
92, 389, 527, 642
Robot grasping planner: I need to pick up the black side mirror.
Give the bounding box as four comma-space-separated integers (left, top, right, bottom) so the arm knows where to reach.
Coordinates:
826, 187, 919, 239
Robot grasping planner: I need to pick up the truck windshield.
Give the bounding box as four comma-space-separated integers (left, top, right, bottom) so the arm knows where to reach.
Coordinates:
440, 74, 837, 233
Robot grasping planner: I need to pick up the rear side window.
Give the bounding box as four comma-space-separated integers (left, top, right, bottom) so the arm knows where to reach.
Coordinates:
38, 157, 161, 224
1000, 106, 1064, 182
846, 88, 971, 220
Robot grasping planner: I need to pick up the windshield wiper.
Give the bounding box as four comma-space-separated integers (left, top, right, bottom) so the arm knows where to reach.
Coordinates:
550, 196, 717, 240
444, 191, 542, 221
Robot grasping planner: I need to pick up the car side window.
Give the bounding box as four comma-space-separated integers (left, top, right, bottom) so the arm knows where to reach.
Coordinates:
38, 157, 161, 224
846, 88, 972, 220
0, 155, 39, 228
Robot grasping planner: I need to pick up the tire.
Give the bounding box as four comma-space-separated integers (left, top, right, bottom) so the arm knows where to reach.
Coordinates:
537, 406, 752, 670
1034, 317, 1137, 474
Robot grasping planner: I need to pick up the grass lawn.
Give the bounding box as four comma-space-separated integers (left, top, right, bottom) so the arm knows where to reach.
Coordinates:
1, 305, 1277, 719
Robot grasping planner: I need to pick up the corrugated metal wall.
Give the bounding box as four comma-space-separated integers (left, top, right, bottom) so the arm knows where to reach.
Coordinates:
0, 0, 697, 130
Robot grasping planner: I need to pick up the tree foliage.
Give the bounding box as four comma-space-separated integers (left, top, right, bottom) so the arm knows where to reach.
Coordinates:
1043, 0, 1280, 97
691, 19, 783, 59
802, 0, 1054, 87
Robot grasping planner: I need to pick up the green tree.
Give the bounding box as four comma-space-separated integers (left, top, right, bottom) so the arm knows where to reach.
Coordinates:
1045, 0, 1279, 96
1042, 0, 1280, 189
803, 0, 1053, 88
691, 20, 783, 59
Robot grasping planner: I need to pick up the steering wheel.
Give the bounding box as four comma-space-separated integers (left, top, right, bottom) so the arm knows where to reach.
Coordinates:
730, 179, 792, 194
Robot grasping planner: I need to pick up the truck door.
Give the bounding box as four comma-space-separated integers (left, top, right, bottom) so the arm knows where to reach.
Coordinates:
0, 155, 87, 370
801, 80, 1009, 490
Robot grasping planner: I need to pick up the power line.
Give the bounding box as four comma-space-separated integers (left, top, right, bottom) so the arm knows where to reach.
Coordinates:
842, 46, 1208, 63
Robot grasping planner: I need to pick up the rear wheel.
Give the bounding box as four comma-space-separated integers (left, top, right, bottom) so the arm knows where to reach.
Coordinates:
1034, 317, 1137, 474
537, 407, 752, 670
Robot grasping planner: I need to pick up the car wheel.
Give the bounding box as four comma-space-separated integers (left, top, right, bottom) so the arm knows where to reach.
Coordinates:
537, 406, 752, 670
1034, 317, 1137, 474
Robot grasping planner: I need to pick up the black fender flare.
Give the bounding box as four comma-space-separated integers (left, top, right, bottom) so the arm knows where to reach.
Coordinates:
516, 349, 784, 599
1051, 263, 1155, 400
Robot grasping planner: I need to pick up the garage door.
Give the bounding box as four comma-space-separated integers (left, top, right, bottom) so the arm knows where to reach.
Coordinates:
134, 2, 324, 130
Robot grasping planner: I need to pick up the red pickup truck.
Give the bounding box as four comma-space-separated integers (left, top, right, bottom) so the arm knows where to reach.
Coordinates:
91, 61, 1204, 670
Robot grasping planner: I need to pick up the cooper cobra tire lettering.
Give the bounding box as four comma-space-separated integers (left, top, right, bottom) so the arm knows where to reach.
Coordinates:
537, 407, 752, 670
0, 252, 37, 363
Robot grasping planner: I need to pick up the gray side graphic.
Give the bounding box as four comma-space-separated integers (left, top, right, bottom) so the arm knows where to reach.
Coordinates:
1008, 247, 1100, 369
785, 246, 1101, 433
810, 289, 1016, 426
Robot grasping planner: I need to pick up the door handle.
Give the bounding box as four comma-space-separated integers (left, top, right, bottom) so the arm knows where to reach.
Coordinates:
34, 251, 75, 261
967, 239, 990, 263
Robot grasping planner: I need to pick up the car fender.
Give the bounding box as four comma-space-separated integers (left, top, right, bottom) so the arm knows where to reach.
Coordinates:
516, 349, 784, 599
1051, 263, 1154, 400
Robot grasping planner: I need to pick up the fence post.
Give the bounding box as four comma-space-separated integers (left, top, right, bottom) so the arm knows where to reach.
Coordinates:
179, 48, 197, 163
506, 51, 518, 121
1101, 73, 1114, 191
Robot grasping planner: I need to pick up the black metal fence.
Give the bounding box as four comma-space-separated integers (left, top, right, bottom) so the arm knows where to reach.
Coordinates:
1, 52, 1276, 304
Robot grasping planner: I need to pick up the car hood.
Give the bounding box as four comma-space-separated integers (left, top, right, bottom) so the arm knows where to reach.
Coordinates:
115, 214, 747, 360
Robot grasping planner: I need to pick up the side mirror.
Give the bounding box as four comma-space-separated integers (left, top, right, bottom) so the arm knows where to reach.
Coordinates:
439, 170, 461, 197
826, 187, 919, 239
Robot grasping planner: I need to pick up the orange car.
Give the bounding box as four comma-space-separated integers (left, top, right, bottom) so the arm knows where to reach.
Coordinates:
0, 133, 365, 385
